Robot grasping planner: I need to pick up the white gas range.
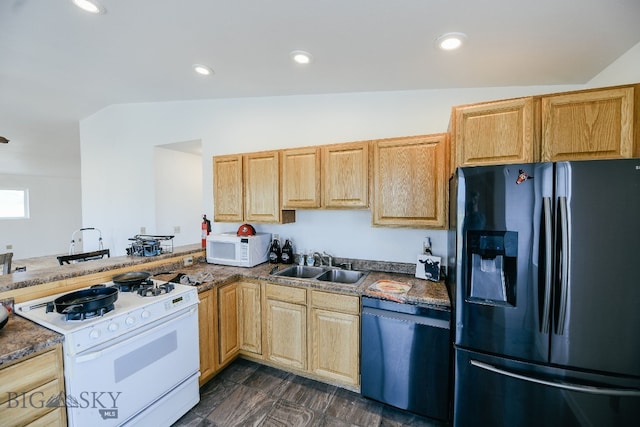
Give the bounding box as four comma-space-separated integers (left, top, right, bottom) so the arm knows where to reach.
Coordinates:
16, 278, 200, 427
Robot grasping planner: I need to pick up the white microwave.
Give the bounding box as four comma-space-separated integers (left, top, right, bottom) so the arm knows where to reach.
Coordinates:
206, 232, 271, 267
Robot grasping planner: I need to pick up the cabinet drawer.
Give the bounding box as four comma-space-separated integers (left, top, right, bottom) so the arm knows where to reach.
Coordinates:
266, 283, 307, 304
0, 378, 63, 427
311, 290, 359, 314
27, 407, 66, 427
0, 348, 61, 406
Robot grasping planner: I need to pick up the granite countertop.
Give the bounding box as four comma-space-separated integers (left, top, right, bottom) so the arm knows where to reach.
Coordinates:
0, 314, 64, 366
156, 261, 450, 309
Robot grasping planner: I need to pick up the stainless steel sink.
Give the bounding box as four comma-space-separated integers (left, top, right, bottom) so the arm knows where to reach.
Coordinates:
272, 265, 327, 278
271, 265, 365, 285
315, 269, 364, 284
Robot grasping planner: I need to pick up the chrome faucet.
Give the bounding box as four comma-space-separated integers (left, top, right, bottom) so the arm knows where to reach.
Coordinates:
313, 251, 333, 267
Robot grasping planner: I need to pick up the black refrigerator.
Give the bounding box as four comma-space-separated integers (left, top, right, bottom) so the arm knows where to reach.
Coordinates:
448, 159, 640, 426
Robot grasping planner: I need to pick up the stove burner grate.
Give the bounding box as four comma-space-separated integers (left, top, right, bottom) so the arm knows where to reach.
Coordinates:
137, 282, 174, 297
65, 304, 115, 321
113, 278, 155, 293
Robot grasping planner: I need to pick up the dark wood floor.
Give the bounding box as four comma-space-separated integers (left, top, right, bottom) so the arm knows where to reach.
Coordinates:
172, 358, 448, 427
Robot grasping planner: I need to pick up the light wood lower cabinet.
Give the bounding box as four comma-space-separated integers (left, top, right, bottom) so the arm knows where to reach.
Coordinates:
218, 282, 240, 366
0, 344, 67, 427
264, 283, 307, 370
238, 281, 262, 355
310, 290, 360, 386
198, 288, 218, 385
198, 281, 361, 389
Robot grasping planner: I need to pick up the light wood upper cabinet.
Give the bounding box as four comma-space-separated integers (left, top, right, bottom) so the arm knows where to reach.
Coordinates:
244, 150, 282, 222
541, 87, 634, 161
218, 282, 240, 366
310, 290, 360, 386
197, 288, 218, 385
450, 97, 535, 169
372, 134, 449, 228
322, 141, 369, 208
450, 84, 639, 170
213, 151, 295, 223
238, 281, 262, 355
282, 141, 369, 209
281, 146, 321, 208
213, 154, 244, 222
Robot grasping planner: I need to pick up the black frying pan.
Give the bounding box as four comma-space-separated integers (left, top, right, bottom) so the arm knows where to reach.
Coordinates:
46, 287, 118, 314
112, 271, 151, 285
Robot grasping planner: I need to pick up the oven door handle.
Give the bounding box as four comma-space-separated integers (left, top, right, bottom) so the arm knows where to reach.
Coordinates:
74, 305, 197, 364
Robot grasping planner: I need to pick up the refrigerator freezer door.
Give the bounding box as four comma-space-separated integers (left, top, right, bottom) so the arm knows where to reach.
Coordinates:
454, 348, 640, 427
551, 159, 640, 377
454, 163, 553, 363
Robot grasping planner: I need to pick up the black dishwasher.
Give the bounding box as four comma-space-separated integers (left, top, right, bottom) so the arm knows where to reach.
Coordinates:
360, 296, 451, 421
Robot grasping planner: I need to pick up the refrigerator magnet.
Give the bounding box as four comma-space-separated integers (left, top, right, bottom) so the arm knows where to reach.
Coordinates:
416, 254, 441, 282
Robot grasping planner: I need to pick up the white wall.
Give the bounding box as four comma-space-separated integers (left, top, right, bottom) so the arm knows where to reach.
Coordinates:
0, 123, 82, 260
587, 41, 640, 88
154, 146, 203, 247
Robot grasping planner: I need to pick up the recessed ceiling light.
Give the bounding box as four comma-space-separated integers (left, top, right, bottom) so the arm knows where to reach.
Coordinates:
192, 64, 214, 76
290, 50, 313, 65
71, 0, 106, 14
436, 32, 467, 51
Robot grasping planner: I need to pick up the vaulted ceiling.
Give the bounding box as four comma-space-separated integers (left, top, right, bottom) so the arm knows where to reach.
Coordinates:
2, 0, 640, 152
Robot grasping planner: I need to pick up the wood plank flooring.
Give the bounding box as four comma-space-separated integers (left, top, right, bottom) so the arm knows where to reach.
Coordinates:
172, 358, 447, 427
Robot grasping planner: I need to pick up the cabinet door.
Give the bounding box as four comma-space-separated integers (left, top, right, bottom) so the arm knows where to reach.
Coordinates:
265, 298, 307, 370
452, 97, 535, 167
218, 283, 240, 365
213, 154, 244, 222
238, 281, 262, 355
310, 291, 360, 386
541, 87, 634, 161
281, 147, 321, 209
197, 289, 218, 385
322, 141, 369, 208
244, 151, 282, 222
373, 134, 448, 228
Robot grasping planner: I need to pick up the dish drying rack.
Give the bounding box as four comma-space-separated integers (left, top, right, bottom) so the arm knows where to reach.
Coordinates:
126, 234, 174, 257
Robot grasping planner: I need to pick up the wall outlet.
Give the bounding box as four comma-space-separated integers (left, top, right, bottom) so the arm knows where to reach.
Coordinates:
183, 256, 193, 267
140, 226, 146, 234
174, 226, 181, 234
5, 244, 12, 250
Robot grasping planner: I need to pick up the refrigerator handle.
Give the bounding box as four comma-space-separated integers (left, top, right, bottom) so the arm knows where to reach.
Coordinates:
556, 196, 569, 335
540, 197, 553, 334
470, 360, 640, 397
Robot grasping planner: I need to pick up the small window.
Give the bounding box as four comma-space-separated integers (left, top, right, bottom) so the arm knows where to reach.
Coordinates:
0, 189, 29, 219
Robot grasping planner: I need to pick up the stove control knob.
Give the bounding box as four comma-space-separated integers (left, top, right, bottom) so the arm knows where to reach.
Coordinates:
108, 322, 119, 332
141, 310, 151, 320
90, 329, 101, 340
126, 316, 135, 326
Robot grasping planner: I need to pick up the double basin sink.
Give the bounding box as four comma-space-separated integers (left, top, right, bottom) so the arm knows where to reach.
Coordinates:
271, 265, 365, 285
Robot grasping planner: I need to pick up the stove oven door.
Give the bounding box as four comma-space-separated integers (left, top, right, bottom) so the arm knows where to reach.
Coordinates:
64, 304, 200, 427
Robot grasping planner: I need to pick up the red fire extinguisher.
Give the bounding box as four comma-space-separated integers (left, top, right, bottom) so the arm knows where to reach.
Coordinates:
201, 214, 211, 248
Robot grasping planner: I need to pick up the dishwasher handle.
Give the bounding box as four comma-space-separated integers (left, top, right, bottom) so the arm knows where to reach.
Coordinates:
362, 306, 450, 329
